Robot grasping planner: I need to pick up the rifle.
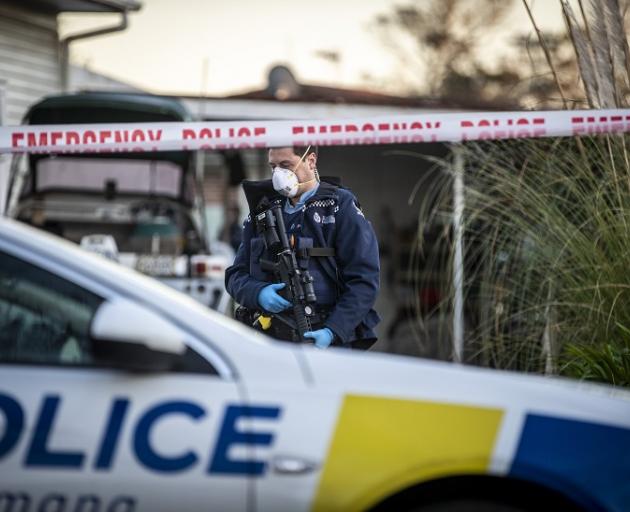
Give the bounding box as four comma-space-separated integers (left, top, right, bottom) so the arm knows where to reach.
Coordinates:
254, 198, 317, 342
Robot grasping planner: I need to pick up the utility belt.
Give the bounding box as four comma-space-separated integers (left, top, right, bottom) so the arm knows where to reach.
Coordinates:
235, 305, 337, 344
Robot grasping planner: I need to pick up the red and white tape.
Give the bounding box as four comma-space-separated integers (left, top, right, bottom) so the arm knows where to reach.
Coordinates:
1, 109, 629, 154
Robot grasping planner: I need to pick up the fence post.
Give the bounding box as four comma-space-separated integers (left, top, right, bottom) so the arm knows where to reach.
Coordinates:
452, 146, 465, 364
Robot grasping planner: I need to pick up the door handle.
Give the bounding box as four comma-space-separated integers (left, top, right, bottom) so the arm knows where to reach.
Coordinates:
270, 455, 318, 475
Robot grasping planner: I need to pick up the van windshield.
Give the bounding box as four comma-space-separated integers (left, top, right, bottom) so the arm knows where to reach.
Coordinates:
32, 157, 184, 198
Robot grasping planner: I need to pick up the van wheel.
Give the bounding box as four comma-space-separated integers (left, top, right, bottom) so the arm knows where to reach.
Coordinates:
410, 499, 530, 512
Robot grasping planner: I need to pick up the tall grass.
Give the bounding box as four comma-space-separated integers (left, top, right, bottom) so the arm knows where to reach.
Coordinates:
409, 1, 630, 386
420, 136, 630, 385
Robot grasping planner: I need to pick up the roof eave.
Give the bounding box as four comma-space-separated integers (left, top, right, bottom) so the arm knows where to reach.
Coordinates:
19, 0, 142, 13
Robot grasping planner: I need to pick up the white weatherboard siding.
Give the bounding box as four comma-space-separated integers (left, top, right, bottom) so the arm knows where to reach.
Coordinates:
0, 4, 60, 126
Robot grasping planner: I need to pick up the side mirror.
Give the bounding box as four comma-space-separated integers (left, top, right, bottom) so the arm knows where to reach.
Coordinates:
90, 298, 186, 372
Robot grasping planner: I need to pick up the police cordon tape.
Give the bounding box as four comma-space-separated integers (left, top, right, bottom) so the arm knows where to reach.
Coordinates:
2, 108, 630, 154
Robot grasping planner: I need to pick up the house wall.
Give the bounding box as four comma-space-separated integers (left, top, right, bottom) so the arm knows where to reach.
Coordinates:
0, 4, 61, 214
317, 143, 451, 346
0, 4, 60, 126
318, 143, 449, 233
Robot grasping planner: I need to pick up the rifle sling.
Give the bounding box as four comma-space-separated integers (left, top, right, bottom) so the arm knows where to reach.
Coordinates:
296, 247, 335, 258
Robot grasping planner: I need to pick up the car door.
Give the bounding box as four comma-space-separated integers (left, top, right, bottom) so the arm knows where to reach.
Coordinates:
0, 247, 249, 512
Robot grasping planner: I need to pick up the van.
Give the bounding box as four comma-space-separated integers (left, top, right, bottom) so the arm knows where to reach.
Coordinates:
6, 92, 231, 313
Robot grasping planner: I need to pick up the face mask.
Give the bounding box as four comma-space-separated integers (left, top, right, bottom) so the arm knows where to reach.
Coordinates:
272, 167, 300, 197
271, 145, 318, 198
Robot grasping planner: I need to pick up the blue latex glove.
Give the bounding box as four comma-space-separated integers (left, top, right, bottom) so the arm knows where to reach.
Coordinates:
258, 283, 291, 313
304, 328, 334, 349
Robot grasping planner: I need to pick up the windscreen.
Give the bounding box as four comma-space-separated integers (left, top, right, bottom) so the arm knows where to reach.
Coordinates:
34, 157, 183, 198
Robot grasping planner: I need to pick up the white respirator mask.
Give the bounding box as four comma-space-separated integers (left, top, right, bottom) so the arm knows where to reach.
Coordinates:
272, 166, 300, 198
271, 145, 318, 198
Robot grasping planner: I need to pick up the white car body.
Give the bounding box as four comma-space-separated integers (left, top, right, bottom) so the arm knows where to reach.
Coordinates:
0, 217, 629, 512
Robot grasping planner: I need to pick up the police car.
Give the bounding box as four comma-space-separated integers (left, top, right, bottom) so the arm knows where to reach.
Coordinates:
0, 217, 629, 512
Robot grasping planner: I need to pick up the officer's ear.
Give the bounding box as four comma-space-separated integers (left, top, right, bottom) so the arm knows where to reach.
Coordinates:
308, 151, 317, 170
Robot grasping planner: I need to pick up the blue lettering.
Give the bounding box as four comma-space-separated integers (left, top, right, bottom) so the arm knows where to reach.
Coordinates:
6, 392, 281, 477
25, 395, 85, 468
107, 496, 136, 512
133, 401, 205, 473
75, 494, 100, 511
95, 398, 129, 470
38, 493, 65, 512
0, 393, 24, 459
209, 405, 281, 476
0, 492, 30, 510
1, 492, 135, 512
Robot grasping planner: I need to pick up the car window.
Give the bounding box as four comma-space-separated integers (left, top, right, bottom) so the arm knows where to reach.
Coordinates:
0, 250, 219, 375
0, 251, 102, 365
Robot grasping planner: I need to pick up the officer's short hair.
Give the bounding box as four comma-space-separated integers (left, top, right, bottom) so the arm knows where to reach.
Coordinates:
268, 146, 318, 160
269, 146, 318, 156
293, 145, 318, 158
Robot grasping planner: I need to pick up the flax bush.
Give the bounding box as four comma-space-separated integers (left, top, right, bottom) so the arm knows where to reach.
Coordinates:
417, 135, 630, 386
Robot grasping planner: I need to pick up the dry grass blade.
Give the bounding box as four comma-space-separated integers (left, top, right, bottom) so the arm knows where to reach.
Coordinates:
562, 0, 602, 106
522, 0, 569, 107
578, 0, 594, 42
603, 0, 630, 88
589, 0, 618, 106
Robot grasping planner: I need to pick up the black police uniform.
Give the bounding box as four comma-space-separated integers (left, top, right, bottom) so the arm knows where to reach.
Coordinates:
225, 179, 380, 348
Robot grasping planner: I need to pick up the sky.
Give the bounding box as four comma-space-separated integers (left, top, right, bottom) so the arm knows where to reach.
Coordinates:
58, 0, 571, 97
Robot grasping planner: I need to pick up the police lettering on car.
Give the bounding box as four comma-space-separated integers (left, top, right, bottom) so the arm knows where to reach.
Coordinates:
0, 393, 281, 475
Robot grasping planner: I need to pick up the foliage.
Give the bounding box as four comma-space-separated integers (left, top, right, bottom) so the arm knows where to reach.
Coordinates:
404, 0, 630, 389
388, 0, 630, 388
375, 0, 579, 107
373, 0, 630, 108
494, 136, 623, 370
415, 134, 630, 388
374, 0, 513, 96
562, 342, 630, 386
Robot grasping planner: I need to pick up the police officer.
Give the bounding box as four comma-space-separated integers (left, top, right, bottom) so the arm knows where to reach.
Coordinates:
225, 145, 380, 349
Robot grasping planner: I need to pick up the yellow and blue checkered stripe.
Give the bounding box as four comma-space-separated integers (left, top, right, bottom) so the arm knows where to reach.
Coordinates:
509, 414, 630, 512
312, 395, 630, 512
311, 395, 503, 511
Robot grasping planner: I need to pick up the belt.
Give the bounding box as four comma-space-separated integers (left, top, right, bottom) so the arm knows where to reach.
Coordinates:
267, 306, 332, 343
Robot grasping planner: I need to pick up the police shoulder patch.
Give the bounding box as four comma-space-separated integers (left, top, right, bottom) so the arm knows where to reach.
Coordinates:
307, 199, 336, 210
